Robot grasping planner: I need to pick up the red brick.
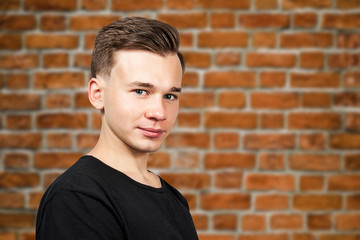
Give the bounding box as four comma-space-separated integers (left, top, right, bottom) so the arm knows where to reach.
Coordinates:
160, 173, 210, 189
34, 152, 81, 169
336, 214, 360, 230
270, 214, 302, 230
213, 214, 237, 230
0, 54, 38, 69
34, 72, 84, 89
199, 235, 234, 240
0, 0, 20, 10
70, 15, 119, 30
192, 214, 208, 230
0, 192, 24, 208
157, 13, 207, 29
204, 71, 256, 87
198, 32, 247, 48
251, 92, 299, 109
322, 13, 360, 29
255, 0, 278, 9
253, 32, 276, 48
300, 175, 324, 191
148, 152, 170, 168
337, 0, 360, 8
259, 153, 285, 170
112, 0, 162, 10
75, 92, 92, 108
29, 191, 44, 209
177, 112, 200, 128
337, 33, 360, 48
260, 72, 286, 87
46, 133, 73, 148
82, 0, 107, 10
300, 133, 326, 150
0, 15, 36, 30
204, 153, 255, 169
345, 72, 360, 87
218, 92, 246, 108
293, 194, 342, 210
238, 234, 288, 240
74, 53, 91, 68
36, 113, 88, 129
180, 92, 214, 108
77, 133, 99, 149
215, 52, 241, 66
5, 73, 29, 89
215, 171, 242, 188
308, 214, 331, 230
345, 154, 360, 170
0, 213, 35, 228
85, 33, 96, 49
247, 52, 296, 67
174, 152, 200, 169
4, 153, 30, 169
6, 114, 31, 130
25, 0, 77, 10
244, 133, 295, 150
260, 113, 284, 129
196, 0, 250, 9
346, 113, 360, 131
239, 14, 290, 28
246, 174, 295, 191
179, 33, 193, 47
281, 33, 332, 48
21, 232, 36, 240
46, 93, 71, 109
214, 132, 239, 149
201, 193, 250, 210
293, 234, 315, 240
26, 34, 78, 49
334, 92, 360, 107
329, 174, 360, 191
44, 173, 62, 188
300, 52, 324, 68
43, 53, 69, 68
166, 132, 210, 148
347, 194, 360, 210
290, 154, 340, 171
291, 72, 340, 88
182, 51, 210, 68
242, 215, 266, 231
330, 133, 360, 149
40, 15, 65, 31
320, 234, 360, 240
255, 194, 289, 210
211, 12, 235, 28
0, 133, 41, 149
302, 92, 330, 108
0, 93, 41, 110
92, 112, 101, 129
282, 0, 332, 8
166, 0, 194, 9
204, 112, 257, 128
289, 112, 341, 130
0, 172, 39, 188
0, 34, 21, 50
294, 12, 317, 28
182, 72, 199, 87
328, 53, 360, 68
0, 232, 16, 240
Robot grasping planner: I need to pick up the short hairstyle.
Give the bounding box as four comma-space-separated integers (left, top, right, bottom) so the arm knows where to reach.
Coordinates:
91, 16, 185, 79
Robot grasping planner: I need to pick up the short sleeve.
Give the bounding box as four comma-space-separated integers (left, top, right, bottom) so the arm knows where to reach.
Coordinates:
36, 189, 124, 240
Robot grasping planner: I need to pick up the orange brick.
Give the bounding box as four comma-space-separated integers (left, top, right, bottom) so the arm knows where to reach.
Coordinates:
196, 0, 250, 9
335, 214, 360, 230
204, 71, 256, 88
247, 52, 296, 67
0, 192, 24, 208
282, 0, 332, 8
300, 133, 326, 150
345, 72, 360, 87
25, 0, 77, 10
270, 214, 302, 230
337, 34, 360, 48
0, 93, 41, 110
76, 133, 99, 149
26, 34, 78, 49
334, 92, 360, 107
345, 154, 360, 170
160, 173, 210, 189
198, 31, 247, 48
81, 0, 107, 10
75, 92, 92, 108
328, 53, 360, 68
46, 133, 73, 148
259, 153, 285, 170
4, 73, 29, 89
255, 0, 277, 9
252, 32, 276, 48
201, 193, 250, 210
302, 92, 330, 108
213, 214, 237, 230
347, 194, 360, 210
28, 192, 44, 209
281, 32, 332, 48
300, 52, 324, 68
70, 15, 119, 30
85, 33, 96, 49
260, 72, 286, 87
214, 132, 239, 149
255, 194, 289, 210
0, 54, 38, 69
293, 194, 342, 210
177, 112, 200, 128
34, 152, 81, 169
166, 132, 210, 148
0, 0, 20, 10
0, 34, 21, 49
293, 234, 316, 240
182, 51, 210, 68
215, 52, 241, 66
174, 151, 200, 169
112, 0, 162, 10
211, 12, 235, 28
239, 14, 290, 28
308, 214, 331, 230
320, 234, 360, 240
294, 12, 317, 28
0, 172, 39, 188
179, 33, 193, 47
0, 14, 36, 30
329, 174, 360, 191
4, 153, 30, 169
260, 113, 284, 129
204, 112, 257, 128
330, 133, 360, 149
215, 171, 242, 189
43, 53, 69, 68
218, 91, 246, 108
74, 53, 91, 68
0, 213, 35, 228
192, 214, 208, 230
199, 235, 235, 240
46, 93, 71, 109
34, 72, 84, 89
166, 0, 194, 9
290, 154, 340, 171
245, 174, 295, 191
44, 173, 61, 188
180, 92, 214, 108
238, 234, 288, 240
242, 215, 266, 231
40, 15, 65, 31
0, 232, 16, 240
291, 72, 340, 88
300, 175, 324, 191
204, 153, 255, 169
36, 113, 88, 129
337, 0, 360, 8
182, 72, 199, 87
244, 133, 295, 150
251, 92, 299, 109
148, 152, 170, 168
6, 114, 31, 130
0, 133, 41, 149
288, 112, 341, 130
92, 112, 101, 129
157, 13, 207, 29
322, 13, 360, 29
346, 113, 360, 131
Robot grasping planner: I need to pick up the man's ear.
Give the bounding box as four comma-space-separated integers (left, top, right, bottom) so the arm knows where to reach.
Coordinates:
88, 78, 105, 110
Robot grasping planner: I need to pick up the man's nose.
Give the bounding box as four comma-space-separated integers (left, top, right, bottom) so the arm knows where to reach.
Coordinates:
145, 97, 166, 121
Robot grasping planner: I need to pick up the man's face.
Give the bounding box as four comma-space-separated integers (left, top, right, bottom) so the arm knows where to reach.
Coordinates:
101, 50, 183, 153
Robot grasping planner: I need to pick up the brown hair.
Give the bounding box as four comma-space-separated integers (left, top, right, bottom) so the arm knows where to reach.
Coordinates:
91, 16, 185, 79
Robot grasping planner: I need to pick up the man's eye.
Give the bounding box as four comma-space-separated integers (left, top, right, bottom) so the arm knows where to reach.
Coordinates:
134, 89, 147, 95
164, 94, 177, 101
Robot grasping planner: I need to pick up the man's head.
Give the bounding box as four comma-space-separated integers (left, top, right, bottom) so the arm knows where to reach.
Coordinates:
91, 16, 185, 80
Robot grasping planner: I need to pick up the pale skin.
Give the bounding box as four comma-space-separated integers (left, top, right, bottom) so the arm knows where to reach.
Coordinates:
87, 50, 183, 188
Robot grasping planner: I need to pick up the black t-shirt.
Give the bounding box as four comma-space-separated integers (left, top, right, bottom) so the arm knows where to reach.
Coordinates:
36, 155, 199, 240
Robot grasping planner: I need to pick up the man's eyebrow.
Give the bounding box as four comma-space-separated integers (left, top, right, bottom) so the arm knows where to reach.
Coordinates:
129, 81, 154, 88
170, 87, 182, 93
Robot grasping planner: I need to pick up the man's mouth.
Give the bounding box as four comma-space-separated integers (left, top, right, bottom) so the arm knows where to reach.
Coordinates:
138, 127, 165, 138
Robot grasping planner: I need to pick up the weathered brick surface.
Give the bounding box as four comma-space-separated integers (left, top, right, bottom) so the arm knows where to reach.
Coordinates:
0, 0, 358, 238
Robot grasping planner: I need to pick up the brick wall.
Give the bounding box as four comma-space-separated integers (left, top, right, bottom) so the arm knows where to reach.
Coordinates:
1, 0, 360, 239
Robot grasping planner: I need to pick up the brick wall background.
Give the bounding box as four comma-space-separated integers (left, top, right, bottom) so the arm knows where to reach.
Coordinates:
1, 0, 360, 239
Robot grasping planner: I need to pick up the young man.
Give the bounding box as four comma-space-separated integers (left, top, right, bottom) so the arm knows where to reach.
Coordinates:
36, 17, 199, 240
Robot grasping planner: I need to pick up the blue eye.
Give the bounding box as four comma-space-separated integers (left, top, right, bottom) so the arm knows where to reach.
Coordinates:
134, 89, 147, 95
